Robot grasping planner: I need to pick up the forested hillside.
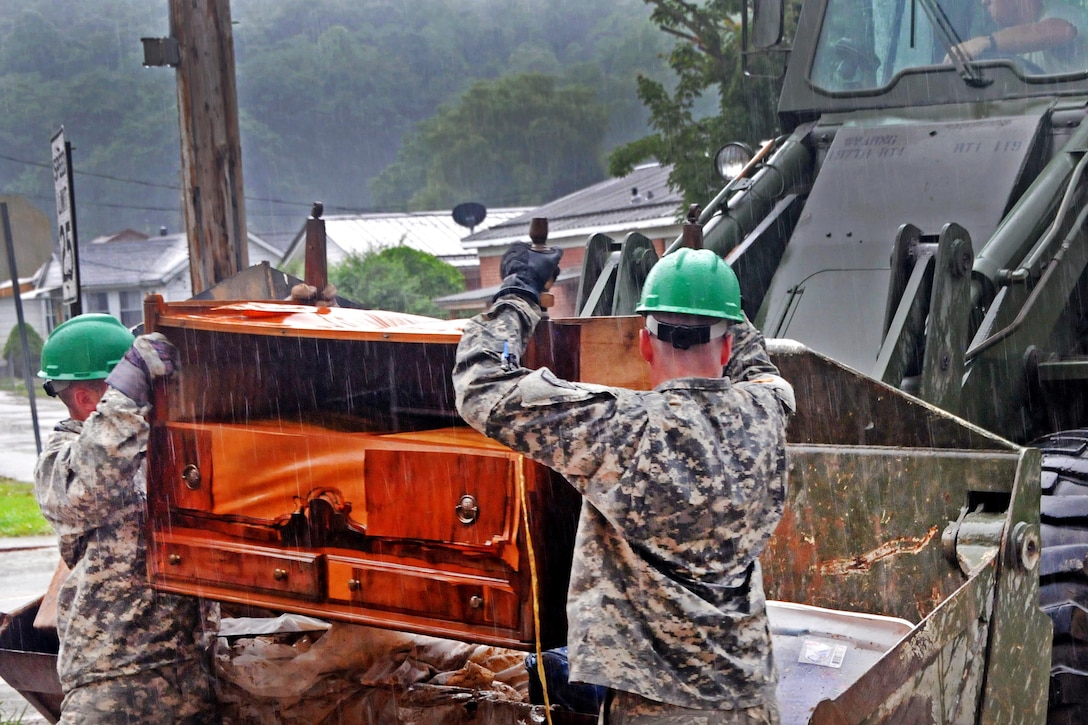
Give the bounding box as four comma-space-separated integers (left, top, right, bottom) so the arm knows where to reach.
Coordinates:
0, 0, 674, 240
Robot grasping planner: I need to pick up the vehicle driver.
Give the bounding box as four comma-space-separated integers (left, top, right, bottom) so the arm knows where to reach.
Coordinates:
948, 0, 1088, 73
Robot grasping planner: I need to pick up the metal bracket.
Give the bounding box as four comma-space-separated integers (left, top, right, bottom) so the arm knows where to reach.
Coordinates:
943, 506, 1040, 575
141, 37, 180, 68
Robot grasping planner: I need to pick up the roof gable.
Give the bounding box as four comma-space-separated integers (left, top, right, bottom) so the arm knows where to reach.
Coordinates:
36, 231, 279, 291
462, 163, 683, 247
89, 229, 151, 244
79, 234, 190, 288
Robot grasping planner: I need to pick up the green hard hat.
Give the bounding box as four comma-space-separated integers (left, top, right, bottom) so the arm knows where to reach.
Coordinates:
38, 314, 135, 381
636, 248, 744, 322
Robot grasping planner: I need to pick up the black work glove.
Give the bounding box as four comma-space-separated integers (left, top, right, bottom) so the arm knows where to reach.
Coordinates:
105, 332, 179, 406
493, 241, 563, 307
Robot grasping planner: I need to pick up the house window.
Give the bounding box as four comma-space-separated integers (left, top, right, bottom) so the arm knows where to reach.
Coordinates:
85, 292, 109, 315
119, 291, 143, 328
43, 297, 60, 334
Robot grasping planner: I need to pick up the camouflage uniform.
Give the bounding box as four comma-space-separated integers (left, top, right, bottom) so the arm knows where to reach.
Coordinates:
454, 296, 793, 719
35, 389, 216, 725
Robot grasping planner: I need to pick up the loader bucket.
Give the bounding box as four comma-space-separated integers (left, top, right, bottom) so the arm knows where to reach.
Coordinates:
763, 340, 1052, 724
0, 597, 62, 723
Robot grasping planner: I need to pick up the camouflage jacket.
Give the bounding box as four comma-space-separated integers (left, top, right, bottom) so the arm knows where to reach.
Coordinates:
34, 389, 209, 691
453, 296, 794, 710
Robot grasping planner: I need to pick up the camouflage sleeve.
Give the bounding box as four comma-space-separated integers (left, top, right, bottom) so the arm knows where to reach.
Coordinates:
454, 295, 629, 480
723, 312, 779, 382
34, 389, 150, 536
454, 295, 541, 435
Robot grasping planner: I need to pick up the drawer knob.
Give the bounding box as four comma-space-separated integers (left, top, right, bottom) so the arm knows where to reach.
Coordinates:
455, 494, 479, 525
168, 553, 182, 566
273, 568, 288, 581
347, 578, 361, 592
182, 464, 202, 490
469, 595, 484, 609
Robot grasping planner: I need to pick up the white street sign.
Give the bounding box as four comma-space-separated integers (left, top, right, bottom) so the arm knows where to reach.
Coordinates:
52, 128, 77, 306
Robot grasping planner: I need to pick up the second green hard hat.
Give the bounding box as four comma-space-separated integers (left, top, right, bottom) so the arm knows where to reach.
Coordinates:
38, 313, 135, 381
636, 248, 744, 322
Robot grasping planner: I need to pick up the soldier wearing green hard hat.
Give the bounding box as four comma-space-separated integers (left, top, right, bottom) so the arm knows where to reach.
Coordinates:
34, 314, 217, 724
37, 313, 135, 398
454, 243, 795, 723
636, 246, 745, 357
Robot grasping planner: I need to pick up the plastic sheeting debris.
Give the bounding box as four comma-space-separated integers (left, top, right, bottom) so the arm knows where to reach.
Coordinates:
218, 614, 332, 638
215, 619, 549, 724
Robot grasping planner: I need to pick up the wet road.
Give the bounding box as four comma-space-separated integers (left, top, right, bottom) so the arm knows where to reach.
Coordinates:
0, 386, 66, 610
0, 388, 67, 484
0, 537, 59, 614
0, 389, 66, 723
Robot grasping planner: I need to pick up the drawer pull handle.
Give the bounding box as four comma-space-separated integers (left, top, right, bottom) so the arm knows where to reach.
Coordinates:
182, 464, 202, 490
273, 568, 288, 581
455, 494, 479, 525
347, 579, 361, 592
168, 554, 182, 566
469, 595, 484, 609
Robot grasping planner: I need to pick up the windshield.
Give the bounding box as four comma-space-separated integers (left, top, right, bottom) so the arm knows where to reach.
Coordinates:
810, 0, 1088, 90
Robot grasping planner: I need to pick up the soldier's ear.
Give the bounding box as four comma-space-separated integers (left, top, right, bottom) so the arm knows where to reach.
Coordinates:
639, 328, 654, 364
720, 334, 733, 366
71, 384, 105, 421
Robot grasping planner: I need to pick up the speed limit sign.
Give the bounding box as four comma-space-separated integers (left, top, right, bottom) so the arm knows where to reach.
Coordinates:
52, 128, 79, 308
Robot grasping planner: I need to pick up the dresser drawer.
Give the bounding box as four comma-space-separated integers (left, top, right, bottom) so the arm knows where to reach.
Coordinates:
364, 444, 517, 547
150, 425, 213, 512
158, 421, 370, 524
327, 556, 520, 629
150, 532, 325, 602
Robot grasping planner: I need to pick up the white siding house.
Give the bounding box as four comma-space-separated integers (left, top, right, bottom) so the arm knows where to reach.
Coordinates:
12, 229, 282, 339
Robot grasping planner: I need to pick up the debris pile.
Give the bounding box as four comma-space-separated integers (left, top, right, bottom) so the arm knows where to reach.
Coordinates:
215, 616, 545, 724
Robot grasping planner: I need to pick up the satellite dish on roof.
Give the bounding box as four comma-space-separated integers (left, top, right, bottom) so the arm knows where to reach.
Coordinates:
452, 202, 487, 234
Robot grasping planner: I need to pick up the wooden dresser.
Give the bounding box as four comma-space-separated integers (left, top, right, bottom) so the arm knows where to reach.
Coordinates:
143, 296, 648, 649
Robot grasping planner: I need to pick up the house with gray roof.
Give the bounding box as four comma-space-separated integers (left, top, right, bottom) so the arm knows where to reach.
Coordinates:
0, 226, 279, 375
22, 229, 281, 332
437, 162, 684, 317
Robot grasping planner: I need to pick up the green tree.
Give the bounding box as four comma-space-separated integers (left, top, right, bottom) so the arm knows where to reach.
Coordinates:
608, 0, 785, 208
371, 73, 610, 210
330, 245, 465, 317
3, 323, 44, 378
0, 0, 673, 238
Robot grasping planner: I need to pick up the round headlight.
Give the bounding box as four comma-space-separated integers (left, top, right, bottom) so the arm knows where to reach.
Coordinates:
714, 142, 755, 181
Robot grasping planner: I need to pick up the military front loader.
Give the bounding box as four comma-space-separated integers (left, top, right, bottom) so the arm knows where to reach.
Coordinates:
576, 0, 1088, 721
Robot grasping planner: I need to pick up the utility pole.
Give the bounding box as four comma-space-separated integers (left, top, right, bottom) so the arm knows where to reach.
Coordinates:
169, 0, 248, 294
